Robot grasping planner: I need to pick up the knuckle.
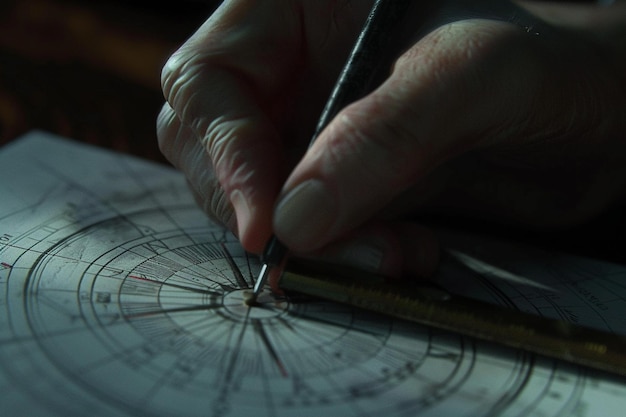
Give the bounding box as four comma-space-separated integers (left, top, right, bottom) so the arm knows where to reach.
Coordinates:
202, 115, 259, 192
156, 103, 177, 155
395, 20, 524, 92
155, 103, 198, 170
161, 46, 209, 129
161, 48, 186, 105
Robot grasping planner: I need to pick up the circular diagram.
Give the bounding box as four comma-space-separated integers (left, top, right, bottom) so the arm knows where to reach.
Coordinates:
0, 206, 603, 417
1, 134, 625, 417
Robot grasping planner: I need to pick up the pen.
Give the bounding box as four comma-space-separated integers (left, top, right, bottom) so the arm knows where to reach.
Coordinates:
248, 0, 413, 305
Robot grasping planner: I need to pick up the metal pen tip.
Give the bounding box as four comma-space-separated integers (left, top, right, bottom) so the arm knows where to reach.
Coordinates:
246, 263, 270, 306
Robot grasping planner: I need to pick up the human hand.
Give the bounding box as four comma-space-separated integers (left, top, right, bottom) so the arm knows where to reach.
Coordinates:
158, 0, 433, 277
158, 0, 626, 278
158, 0, 373, 248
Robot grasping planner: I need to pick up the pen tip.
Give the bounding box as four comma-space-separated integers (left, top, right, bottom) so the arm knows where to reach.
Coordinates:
243, 290, 258, 306
246, 263, 270, 306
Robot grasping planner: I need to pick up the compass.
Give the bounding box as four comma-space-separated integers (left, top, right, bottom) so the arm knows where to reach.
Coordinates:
1, 132, 625, 417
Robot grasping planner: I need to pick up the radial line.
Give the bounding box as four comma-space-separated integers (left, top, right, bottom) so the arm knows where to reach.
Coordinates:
221, 243, 249, 288
127, 275, 221, 296
253, 319, 289, 377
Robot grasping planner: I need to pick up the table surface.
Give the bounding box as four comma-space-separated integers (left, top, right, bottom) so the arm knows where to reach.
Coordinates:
0, 0, 217, 163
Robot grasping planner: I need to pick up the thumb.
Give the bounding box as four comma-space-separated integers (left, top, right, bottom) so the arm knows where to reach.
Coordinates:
272, 20, 545, 252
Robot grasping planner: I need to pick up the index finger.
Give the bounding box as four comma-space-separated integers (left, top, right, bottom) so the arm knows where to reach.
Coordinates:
160, 1, 304, 252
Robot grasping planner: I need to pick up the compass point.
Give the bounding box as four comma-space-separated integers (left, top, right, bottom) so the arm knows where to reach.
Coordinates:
225, 289, 287, 319
243, 290, 259, 306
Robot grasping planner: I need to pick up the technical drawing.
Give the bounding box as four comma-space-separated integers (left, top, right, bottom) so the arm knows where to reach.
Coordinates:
1, 131, 625, 416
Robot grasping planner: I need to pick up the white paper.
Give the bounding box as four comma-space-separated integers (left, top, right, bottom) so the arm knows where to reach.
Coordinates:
1, 131, 625, 417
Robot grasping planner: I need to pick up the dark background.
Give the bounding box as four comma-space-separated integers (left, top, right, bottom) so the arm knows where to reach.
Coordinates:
1, 0, 624, 263
0, 0, 219, 162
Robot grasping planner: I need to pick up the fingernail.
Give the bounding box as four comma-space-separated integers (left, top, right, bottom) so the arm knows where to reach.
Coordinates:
274, 179, 335, 250
230, 189, 252, 238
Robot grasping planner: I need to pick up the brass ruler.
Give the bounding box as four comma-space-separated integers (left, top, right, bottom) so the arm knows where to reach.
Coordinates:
279, 258, 626, 377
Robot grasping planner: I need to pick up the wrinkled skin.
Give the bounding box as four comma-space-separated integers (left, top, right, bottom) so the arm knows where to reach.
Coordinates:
158, 0, 626, 279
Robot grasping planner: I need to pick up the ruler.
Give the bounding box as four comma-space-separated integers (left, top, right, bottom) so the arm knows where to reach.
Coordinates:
279, 258, 626, 377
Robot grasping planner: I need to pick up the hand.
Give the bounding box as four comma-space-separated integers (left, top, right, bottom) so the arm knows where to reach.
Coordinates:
158, 0, 626, 278
158, 0, 374, 248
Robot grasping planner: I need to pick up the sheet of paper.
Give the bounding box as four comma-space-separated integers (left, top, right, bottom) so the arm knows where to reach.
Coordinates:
1, 131, 625, 417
